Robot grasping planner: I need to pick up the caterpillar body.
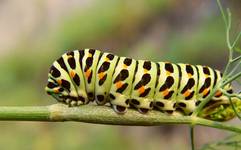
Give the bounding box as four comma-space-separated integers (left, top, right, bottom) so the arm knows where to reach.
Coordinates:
45, 49, 233, 116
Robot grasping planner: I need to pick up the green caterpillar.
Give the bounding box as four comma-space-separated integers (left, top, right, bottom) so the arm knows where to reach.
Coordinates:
45, 49, 238, 120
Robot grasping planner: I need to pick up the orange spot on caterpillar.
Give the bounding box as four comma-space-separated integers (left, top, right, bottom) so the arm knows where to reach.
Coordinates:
166, 71, 171, 76
85, 69, 91, 78
115, 81, 123, 89
144, 69, 148, 73
88, 53, 92, 57
202, 88, 209, 96
205, 74, 209, 78
70, 70, 75, 78
162, 89, 169, 97
57, 79, 62, 85
123, 64, 128, 69
215, 90, 222, 97
183, 90, 191, 97
104, 57, 110, 61
98, 72, 105, 80
54, 89, 59, 93
138, 86, 145, 94
187, 73, 192, 78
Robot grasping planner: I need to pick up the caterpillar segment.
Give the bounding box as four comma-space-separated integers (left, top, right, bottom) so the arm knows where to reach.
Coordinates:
95, 52, 119, 105
154, 62, 179, 113
61, 51, 88, 105
194, 65, 216, 106
175, 63, 199, 115
45, 49, 236, 119
109, 57, 137, 114
79, 49, 101, 101
130, 60, 157, 114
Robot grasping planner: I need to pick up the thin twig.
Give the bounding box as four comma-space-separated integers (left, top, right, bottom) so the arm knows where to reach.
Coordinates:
222, 72, 241, 86
192, 86, 219, 116
190, 126, 195, 150
217, 0, 228, 27
231, 32, 241, 49
231, 55, 241, 63
226, 60, 241, 78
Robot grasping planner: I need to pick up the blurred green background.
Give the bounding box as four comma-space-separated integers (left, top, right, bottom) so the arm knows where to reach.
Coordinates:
0, 0, 240, 150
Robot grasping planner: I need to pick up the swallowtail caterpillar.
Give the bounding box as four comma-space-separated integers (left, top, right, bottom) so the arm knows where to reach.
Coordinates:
45, 49, 240, 121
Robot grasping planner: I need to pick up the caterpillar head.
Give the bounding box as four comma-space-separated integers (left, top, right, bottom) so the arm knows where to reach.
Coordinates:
200, 95, 241, 121
45, 67, 73, 104
45, 77, 66, 102
45, 63, 84, 106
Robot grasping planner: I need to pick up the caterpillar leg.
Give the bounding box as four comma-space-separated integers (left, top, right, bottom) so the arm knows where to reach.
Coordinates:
154, 100, 176, 114
130, 98, 154, 114
175, 101, 196, 115
138, 107, 153, 114
109, 93, 130, 114
64, 98, 83, 106
46, 82, 87, 107
112, 105, 127, 114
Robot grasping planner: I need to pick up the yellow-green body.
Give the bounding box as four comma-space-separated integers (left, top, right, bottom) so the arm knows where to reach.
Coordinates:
45, 49, 238, 121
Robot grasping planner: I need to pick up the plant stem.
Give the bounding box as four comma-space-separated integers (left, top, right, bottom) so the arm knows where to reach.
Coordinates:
231, 32, 241, 49
0, 104, 240, 133
222, 72, 241, 86
190, 126, 195, 150
217, 0, 227, 27
231, 55, 241, 63
192, 86, 219, 116
226, 60, 241, 78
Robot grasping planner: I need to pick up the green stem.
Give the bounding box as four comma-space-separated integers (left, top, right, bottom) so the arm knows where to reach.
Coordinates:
231, 32, 241, 49
226, 9, 232, 52
222, 72, 241, 86
192, 86, 219, 116
190, 126, 195, 150
226, 60, 241, 78
0, 105, 50, 121
217, 0, 233, 77
231, 55, 241, 63
0, 104, 240, 133
217, 0, 227, 27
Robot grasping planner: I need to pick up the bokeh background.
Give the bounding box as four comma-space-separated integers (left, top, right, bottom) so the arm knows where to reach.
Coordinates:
0, 0, 240, 150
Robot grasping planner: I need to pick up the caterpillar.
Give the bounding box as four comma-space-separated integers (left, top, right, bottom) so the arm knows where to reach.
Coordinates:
45, 49, 234, 118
